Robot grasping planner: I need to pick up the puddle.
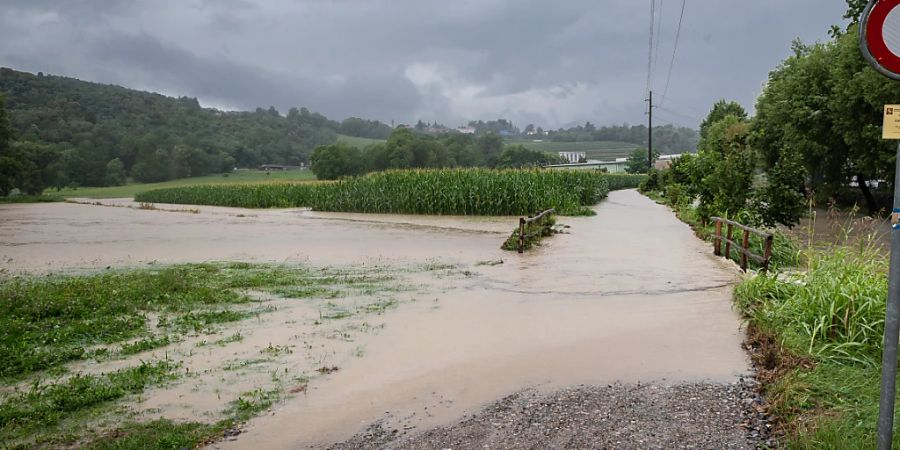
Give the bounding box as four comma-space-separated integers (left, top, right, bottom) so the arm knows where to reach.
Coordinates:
1, 190, 748, 448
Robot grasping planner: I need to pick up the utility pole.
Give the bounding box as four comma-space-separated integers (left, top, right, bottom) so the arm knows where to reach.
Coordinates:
647, 90, 654, 171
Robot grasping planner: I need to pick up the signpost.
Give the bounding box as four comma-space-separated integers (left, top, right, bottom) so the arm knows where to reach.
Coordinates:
862, 1, 900, 448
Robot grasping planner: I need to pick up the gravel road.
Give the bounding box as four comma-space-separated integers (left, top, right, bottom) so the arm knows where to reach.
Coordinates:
329, 378, 772, 449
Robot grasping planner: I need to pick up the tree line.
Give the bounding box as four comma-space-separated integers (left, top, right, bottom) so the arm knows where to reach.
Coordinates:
309, 128, 565, 180
0, 68, 392, 191
533, 122, 698, 154
643, 0, 900, 228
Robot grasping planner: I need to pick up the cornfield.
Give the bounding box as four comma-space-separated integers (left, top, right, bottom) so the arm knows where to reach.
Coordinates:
135, 169, 646, 216
134, 183, 322, 208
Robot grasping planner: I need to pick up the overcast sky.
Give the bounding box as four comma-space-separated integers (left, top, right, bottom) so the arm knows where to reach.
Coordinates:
0, 0, 848, 129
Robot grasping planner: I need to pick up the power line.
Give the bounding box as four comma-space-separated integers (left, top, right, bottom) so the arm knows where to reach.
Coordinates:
646, 0, 655, 95
654, 109, 696, 129
656, 92, 707, 118
660, 0, 686, 107
657, 105, 699, 123
653, 0, 664, 82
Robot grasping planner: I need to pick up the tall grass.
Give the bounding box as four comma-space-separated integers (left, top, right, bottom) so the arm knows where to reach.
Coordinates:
135, 169, 646, 216
735, 246, 887, 366
733, 238, 896, 448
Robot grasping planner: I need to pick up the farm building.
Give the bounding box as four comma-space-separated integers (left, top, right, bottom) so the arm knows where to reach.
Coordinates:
545, 160, 628, 173
558, 152, 587, 164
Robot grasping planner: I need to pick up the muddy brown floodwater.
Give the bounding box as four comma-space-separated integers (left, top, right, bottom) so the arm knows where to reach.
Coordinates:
0, 190, 749, 448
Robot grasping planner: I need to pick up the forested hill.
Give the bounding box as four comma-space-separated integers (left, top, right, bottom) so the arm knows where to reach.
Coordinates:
0, 68, 392, 186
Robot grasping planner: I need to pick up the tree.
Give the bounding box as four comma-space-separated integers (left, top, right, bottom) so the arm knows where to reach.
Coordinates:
752, 25, 900, 214
0, 67, 342, 186
0, 94, 16, 196
309, 143, 363, 180
625, 148, 658, 174
496, 145, 564, 168
845, 0, 867, 23
755, 149, 806, 227
694, 115, 756, 221
9, 141, 60, 195
476, 133, 503, 167
104, 158, 127, 186
699, 100, 747, 140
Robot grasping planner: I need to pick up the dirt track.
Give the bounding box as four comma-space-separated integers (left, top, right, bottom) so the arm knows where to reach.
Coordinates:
1, 190, 753, 449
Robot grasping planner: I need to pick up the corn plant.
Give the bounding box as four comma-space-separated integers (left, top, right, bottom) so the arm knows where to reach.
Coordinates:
136, 169, 646, 216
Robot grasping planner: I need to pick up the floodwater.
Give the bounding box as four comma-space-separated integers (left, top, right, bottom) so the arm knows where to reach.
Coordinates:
0, 198, 512, 272
0, 190, 748, 448
786, 207, 890, 252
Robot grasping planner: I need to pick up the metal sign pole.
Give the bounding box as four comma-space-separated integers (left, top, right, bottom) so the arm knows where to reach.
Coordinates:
861, 3, 900, 446
878, 141, 900, 450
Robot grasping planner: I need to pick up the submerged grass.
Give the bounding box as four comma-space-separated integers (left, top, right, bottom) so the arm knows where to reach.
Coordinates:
0, 263, 398, 380
135, 169, 646, 216
82, 387, 282, 450
0, 361, 178, 444
0, 261, 406, 448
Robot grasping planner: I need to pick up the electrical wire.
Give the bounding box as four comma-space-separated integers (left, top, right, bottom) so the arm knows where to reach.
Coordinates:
646, 0, 656, 95
653, 0, 664, 81
660, 0, 686, 106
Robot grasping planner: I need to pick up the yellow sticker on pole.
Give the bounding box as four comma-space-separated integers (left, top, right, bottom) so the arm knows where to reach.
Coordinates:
884, 105, 900, 139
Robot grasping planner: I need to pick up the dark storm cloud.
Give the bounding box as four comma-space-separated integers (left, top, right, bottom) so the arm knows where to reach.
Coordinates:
0, 0, 849, 128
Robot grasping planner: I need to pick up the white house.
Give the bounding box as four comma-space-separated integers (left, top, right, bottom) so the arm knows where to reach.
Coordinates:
558, 152, 586, 163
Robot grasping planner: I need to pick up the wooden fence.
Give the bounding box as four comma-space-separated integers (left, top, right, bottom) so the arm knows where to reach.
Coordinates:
711, 217, 774, 272
516, 208, 556, 253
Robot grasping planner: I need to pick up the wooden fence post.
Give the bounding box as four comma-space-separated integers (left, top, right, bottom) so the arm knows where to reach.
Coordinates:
725, 223, 733, 260
741, 229, 750, 271
714, 220, 722, 256
518, 218, 526, 254
763, 235, 774, 272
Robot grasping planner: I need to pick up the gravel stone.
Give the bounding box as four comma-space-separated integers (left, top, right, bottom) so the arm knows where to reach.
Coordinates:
329, 378, 772, 449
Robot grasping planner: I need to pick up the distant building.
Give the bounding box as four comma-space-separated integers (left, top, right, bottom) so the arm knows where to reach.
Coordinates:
545, 161, 627, 173
457, 126, 476, 134
259, 164, 303, 171
558, 152, 587, 164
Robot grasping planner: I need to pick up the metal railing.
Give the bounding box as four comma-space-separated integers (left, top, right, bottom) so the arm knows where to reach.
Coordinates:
711, 217, 774, 272
516, 208, 556, 253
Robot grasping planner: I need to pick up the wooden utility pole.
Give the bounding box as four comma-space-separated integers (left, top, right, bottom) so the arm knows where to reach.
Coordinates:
647, 90, 653, 171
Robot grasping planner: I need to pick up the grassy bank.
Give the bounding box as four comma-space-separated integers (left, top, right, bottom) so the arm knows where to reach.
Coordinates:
0, 262, 402, 448
642, 188, 898, 447
52, 170, 316, 199
135, 169, 646, 216
735, 245, 896, 448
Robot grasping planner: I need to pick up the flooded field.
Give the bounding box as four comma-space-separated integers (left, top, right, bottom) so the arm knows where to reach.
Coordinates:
785, 207, 890, 252
0, 190, 748, 448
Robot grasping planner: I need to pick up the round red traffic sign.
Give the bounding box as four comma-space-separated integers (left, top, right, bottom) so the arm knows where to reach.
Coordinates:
862, 0, 900, 79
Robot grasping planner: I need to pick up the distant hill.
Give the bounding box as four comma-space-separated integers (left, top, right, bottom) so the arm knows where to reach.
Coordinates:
0, 68, 390, 187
